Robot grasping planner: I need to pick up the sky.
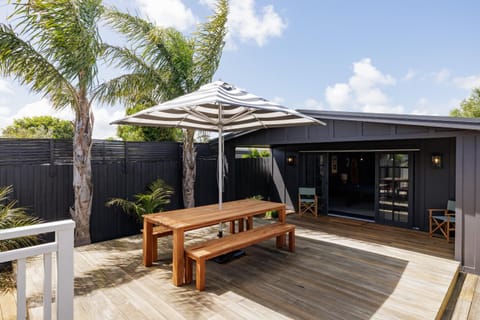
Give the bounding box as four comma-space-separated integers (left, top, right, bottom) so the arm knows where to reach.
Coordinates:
0, 0, 479, 139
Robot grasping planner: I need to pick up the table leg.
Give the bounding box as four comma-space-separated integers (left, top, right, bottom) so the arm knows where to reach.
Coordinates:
278, 206, 286, 247
143, 220, 153, 267
172, 229, 185, 286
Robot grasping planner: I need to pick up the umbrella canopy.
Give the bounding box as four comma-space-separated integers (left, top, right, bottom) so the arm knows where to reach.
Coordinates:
112, 81, 324, 225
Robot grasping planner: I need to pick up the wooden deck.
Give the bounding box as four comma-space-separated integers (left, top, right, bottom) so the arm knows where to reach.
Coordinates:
1, 215, 459, 319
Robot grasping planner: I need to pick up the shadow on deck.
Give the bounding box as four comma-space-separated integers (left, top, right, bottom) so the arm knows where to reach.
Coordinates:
3, 214, 459, 319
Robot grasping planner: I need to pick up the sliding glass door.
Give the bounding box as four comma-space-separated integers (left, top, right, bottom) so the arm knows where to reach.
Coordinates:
377, 153, 412, 226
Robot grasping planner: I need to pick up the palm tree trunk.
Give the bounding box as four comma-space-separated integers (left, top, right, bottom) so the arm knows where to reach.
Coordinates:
182, 129, 196, 208
71, 96, 93, 245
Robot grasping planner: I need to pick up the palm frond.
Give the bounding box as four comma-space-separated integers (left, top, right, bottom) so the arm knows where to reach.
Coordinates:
106, 197, 144, 221
193, 0, 228, 87
106, 179, 173, 223
146, 28, 194, 97
0, 185, 42, 252
11, 0, 104, 89
0, 24, 77, 109
103, 7, 155, 49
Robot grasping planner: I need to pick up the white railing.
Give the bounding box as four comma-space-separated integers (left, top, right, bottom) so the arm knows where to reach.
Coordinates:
0, 220, 75, 320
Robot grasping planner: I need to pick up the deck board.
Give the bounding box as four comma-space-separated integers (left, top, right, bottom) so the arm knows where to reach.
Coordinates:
1, 214, 459, 319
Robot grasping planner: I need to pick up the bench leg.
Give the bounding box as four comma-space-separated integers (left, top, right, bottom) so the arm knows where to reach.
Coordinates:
238, 218, 244, 232
196, 259, 206, 291
247, 217, 253, 230
230, 221, 235, 234
276, 235, 283, 249
288, 230, 295, 252
152, 236, 158, 261
185, 257, 193, 284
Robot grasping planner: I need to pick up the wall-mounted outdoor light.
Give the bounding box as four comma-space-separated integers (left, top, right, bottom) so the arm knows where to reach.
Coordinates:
431, 153, 443, 169
286, 155, 296, 166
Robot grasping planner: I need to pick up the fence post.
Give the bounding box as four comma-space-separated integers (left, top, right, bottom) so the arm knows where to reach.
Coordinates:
56, 224, 74, 319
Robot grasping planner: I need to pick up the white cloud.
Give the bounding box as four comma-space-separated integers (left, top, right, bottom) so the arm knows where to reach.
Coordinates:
403, 69, 416, 81
348, 58, 395, 92
303, 98, 323, 109
272, 96, 285, 105
135, 0, 197, 31
410, 97, 459, 116
0, 79, 13, 94
137, 0, 287, 48
0, 106, 9, 116
324, 58, 397, 113
362, 104, 404, 114
453, 75, 480, 91
325, 83, 351, 109
92, 106, 124, 139
432, 68, 451, 83
227, 0, 287, 47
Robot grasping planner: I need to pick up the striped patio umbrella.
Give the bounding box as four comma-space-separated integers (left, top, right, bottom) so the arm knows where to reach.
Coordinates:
112, 81, 324, 234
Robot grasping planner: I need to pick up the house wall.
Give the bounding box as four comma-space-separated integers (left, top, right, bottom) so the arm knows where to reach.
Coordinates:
268, 138, 456, 231
226, 119, 480, 273
456, 133, 480, 274
229, 119, 462, 146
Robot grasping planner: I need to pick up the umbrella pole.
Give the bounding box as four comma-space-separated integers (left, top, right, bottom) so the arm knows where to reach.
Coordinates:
218, 105, 224, 238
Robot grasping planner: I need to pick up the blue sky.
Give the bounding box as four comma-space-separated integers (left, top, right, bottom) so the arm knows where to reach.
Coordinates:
1, 0, 479, 138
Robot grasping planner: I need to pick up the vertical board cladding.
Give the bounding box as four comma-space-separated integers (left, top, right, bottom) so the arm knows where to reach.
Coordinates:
0, 139, 216, 243
456, 134, 480, 274
234, 157, 273, 201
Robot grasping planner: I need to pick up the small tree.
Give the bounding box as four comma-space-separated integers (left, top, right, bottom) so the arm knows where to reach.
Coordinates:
450, 88, 480, 118
106, 179, 174, 223
117, 104, 182, 142
1, 116, 74, 139
0, 185, 42, 293
242, 148, 271, 158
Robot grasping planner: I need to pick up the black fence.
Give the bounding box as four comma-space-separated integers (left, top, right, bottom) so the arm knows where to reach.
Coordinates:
0, 139, 218, 242
234, 157, 274, 200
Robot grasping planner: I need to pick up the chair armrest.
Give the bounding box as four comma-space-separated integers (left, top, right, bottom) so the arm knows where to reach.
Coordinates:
429, 208, 448, 217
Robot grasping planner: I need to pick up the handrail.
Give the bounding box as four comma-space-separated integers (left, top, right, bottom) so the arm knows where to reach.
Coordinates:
0, 219, 75, 320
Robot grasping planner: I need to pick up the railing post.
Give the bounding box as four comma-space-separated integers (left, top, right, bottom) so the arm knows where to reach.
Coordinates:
56, 224, 74, 320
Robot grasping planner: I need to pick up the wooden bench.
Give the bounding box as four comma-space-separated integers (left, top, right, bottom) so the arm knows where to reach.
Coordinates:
185, 223, 295, 291
142, 225, 172, 261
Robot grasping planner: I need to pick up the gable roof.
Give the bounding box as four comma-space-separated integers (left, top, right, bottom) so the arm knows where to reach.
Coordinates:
296, 110, 480, 131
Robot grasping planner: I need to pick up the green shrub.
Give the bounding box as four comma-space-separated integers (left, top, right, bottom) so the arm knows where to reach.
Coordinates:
106, 178, 174, 223
0, 185, 42, 293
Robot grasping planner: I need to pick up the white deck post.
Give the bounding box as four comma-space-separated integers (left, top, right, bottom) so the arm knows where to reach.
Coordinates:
56, 224, 74, 320
0, 219, 75, 320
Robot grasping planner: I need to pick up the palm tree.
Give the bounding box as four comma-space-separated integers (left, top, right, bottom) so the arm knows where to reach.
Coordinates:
106, 178, 174, 223
96, 0, 228, 208
0, 0, 104, 245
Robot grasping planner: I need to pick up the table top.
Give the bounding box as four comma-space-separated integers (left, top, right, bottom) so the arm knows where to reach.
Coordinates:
144, 199, 285, 231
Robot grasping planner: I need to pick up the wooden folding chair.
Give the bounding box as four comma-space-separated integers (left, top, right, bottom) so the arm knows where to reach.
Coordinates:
429, 200, 456, 242
298, 187, 318, 217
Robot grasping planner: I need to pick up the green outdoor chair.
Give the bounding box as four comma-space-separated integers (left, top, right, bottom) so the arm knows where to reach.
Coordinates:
429, 200, 456, 242
298, 187, 318, 217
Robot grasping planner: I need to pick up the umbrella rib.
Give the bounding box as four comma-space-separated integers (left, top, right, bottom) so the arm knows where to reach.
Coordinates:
180, 106, 219, 126
223, 109, 257, 125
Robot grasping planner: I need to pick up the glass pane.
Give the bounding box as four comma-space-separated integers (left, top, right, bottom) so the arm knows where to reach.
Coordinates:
379, 153, 393, 167
377, 153, 409, 225
396, 154, 409, 167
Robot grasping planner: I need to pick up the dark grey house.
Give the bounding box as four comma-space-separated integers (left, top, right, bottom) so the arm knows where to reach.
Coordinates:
223, 110, 480, 274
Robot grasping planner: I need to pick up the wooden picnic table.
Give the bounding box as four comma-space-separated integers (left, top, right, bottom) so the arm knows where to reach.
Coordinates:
143, 199, 286, 286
